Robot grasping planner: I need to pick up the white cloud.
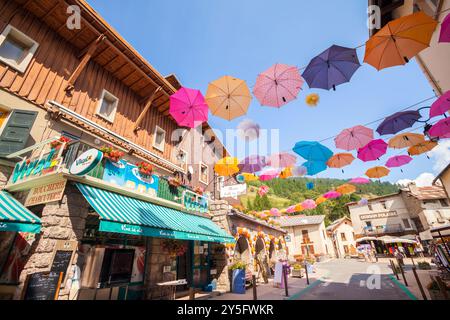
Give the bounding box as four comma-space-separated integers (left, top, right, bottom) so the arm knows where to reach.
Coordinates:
429, 140, 450, 173
397, 172, 436, 187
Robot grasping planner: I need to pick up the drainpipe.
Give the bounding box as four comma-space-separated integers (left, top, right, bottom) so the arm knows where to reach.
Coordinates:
415, 54, 443, 96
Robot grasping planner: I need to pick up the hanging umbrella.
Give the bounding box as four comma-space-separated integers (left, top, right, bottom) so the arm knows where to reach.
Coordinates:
336, 184, 356, 195
302, 45, 361, 91
335, 125, 374, 151
366, 166, 390, 179
430, 91, 450, 118
270, 208, 281, 217
301, 199, 317, 210
315, 197, 327, 205
364, 12, 438, 70
259, 169, 280, 181
205, 76, 252, 121
439, 13, 450, 43
279, 167, 293, 179
241, 173, 259, 182
358, 198, 369, 206
169, 87, 208, 128
408, 140, 438, 157
253, 63, 303, 107
428, 118, 450, 139
386, 155, 413, 172
388, 133, 425, 149
214, 157, 240, 177
293, 141, 333, 162
237, 119, 261, 141
357, 139, 388, 161
286, 206, 297, 214
306, 182, 315, 190
238, 155, 266, 173
376, 110, 422, 136
292, 166, 307, 177
302, 161, 327, 176
294, 204, 304, 212
327, 153, 355, 172
258, 185, 269, 197
267, 152, 297, 168
349, 177, 371, 185
323, 191, 341, 199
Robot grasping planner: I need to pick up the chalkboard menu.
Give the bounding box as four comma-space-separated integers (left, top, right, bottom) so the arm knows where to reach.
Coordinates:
23, 272, 63, 300
51, 250, 73, 281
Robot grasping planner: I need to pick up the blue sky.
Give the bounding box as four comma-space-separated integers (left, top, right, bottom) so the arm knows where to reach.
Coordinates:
89, 0, 448, 184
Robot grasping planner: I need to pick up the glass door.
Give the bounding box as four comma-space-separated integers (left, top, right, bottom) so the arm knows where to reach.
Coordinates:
191, 241, 210, 289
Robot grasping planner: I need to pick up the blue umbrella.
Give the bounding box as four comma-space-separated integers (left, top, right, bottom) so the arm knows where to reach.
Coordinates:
302, 45, 361, 91
302, 161, 327, 176
376, 110, 421, 136
293, 141, 333, 162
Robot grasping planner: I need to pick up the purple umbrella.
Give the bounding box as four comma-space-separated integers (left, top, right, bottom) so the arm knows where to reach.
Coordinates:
238, 155, 266, 173
376, 110, 421, 136
302, 45, 361, 91
439, 13, 450, 43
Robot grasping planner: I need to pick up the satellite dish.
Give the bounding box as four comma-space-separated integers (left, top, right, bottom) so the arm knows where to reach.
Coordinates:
188, 165, 194, 174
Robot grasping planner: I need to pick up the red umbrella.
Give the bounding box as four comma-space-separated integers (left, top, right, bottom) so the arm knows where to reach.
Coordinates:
357, 139, 388, 162
169, 87, 208, 128
335, 125, 374, 151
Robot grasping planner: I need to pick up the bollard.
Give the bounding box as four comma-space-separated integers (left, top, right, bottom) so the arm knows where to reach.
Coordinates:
304, 262, 310, 285
411, 267, 427, 300
283, 267, 289, 297
410, 256, 416, 267
435, 276, 449, 300
398, 262, 408, 287
189, 287, 195, 300
390, 260, 400, 280
252, 275, 257, 300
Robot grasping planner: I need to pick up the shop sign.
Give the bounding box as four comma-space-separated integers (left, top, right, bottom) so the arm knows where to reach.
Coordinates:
183, 190, 208, 213
360, 211, 397, 220
220, 183, 247, 198
11, 148, 62, 184
69, 149, 103, 176
24, 178, 67, 207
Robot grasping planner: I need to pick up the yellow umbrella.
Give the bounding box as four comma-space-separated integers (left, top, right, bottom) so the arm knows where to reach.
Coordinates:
336, 184, 356, 195
205, 76, 252, 120
214, 157, 239, 176
366, 166, 390, 179
241, 172, 259, 182
408, 140, 438, 156
388, 133, 425, 149
295, 203, 304, 212
315, 196, 327, 205
279, 167, 293, 179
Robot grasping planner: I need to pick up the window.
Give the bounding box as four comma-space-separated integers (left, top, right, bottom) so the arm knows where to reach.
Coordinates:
436, 211, 445, 222
340, 233, 347, 241
0, 106, 11, 133
176, 149, 188, 172
96, 90, 119, 122
199, 162, 209, 185
0, 25, 39, 73
153, 126, 166, 152
402, 219, 412, 229
380, 201, 387, 210
99, 249, 135, 287
439, 199, 449, 207
352, 232, 355, 240
343, 245, 349, 254
368, 204, 373, 211
302, 230, 310, 243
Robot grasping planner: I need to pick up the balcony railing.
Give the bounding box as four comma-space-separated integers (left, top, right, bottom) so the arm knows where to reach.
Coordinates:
363, 224, 416, 235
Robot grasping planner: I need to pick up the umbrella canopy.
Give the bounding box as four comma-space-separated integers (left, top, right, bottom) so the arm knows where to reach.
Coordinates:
286, 206, 297, 214
349, 177, 371, 185
302, 45, 361, 91
267, 152, 297, 168
258, 185, 269, 197
323, 191, 341, 199
306, 182, 315, 190
315, 197, 327, 205
301, 199, 317, 210
302, 161, 327, 176
294, 204, 304, 212
336, 184, 356, 195
237, 119, 260, 141
376, 110, 421, 135
429, 118, 450, 139
327, 153, 355, 169
205, 76, 252, 121
386, 155, 413, 168
279, 167, 293, 179
270, 208, 281, 217
292, 166, 307, 177
335, 125, 374, 151
388, 133, 425, 149
408, 140, 438, 156
241, 173, 259, 182
357, 139, 388, 162
364, 12, 438, 70
253, 63, 304, 107
259, 169, 280, 181
214, 157, 240, 177
430, 90, 450, 118
169, 87, 209, 128
366, 166, 390, 179
439, 13, 450, 43
358, 198, 369, 206
238, 155, 266, 173
293, 141, 333, 162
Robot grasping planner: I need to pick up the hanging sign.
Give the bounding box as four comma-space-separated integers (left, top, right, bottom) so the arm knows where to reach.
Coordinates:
220, 183, 247, 198
24, 178, 67, 207
69, 149, 103, 176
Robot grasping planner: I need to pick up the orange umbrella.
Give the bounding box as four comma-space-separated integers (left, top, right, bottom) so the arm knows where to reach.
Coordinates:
408, 140, 438, 156
388, 133, 425, 149
279, 167, 293, 179
364, 12, 438, 70
327, 153, 355, 172
315, 196, 327, 205
294, 204, 304, 212
366, 166, 390, 179
214, 157, 240, 177
336, 184, 356, 195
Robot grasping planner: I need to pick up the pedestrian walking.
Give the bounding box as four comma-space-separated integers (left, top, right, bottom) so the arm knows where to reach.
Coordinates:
394, 249, 404, 267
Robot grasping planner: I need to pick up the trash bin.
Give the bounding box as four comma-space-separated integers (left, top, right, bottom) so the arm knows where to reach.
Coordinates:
231, 269, 246, 294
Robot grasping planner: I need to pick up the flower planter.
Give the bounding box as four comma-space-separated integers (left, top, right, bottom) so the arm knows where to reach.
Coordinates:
291, 269, 303, 278
231, 269, 246, 294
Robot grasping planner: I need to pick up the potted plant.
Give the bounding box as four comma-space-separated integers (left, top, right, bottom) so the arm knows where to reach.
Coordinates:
161, 239, 187, 258
417, 261, 431, 270
100, 145, 124, 163
426, 280, 450, 300
194, 186, 204, 196
50, 136, 71, 150
291, 263, 303, 278
229, 261, 247, 294
136, 161, 153, 178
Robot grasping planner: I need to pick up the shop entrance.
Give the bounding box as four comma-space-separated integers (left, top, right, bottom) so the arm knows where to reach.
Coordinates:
190, 241, 211, 289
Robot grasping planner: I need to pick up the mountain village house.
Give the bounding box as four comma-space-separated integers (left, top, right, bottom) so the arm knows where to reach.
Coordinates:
326, 217, 357, 258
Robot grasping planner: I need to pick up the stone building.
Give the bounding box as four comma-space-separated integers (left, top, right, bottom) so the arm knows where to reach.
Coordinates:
326, 217, 357, 258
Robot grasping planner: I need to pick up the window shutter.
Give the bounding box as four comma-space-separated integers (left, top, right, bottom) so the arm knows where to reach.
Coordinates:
0, 109, 37, 157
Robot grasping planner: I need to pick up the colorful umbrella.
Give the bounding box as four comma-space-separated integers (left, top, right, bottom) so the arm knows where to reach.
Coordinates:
358, 198, 369, 206
357, 139, 388, 162
388, 133, 425, 149
336, 184, 356, 195
306, 182, 315, 190
386, 155, 413, 172
439, 13, 450, 43
327, 153, 355, 172
169, 87, 209, 128
214, 157, 240, 177
292, 166, 307, 177
205, 76, 252, 121
294, 204, 304, 212
366, 166, 390, 179
323, 191, 341, 199
270, 208, 281, 217
349, 177, 371, 185
241, 173, 259, 182
408, 140, 438, 157
279, 167, 293, 179
286, 206, 296, 214
302, 161, 327, 176
335, 125, 374, 151
258, 185, 269, 197
238, 155, 266, 173
293, 141, 333, 162
267, 152, 297, 168
237, 119, 260, 141
302, 45, 360, 91
253, 63, 303, 107
301, 199, 317, 210
376, 110, 421, 136
315, 197, 327, 205
259, 169, 280, 181
430, 91, 450, 118
364, 12, 438, 70
428, 118, 450, 139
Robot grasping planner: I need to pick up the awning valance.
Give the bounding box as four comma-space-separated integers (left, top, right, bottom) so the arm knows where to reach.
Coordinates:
76, 183, 234, 243
0, 191, 41, 233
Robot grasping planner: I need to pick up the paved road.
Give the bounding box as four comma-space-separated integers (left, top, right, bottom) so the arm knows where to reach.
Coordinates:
290, 259, 414, 300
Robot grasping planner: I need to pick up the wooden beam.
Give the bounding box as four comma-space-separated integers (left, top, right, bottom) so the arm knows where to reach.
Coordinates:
65, 33, 106, 91
133, 86, 162, 132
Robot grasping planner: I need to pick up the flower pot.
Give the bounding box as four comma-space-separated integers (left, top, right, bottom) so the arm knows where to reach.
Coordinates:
291, 269, 303, 278
231, 269, 246, 294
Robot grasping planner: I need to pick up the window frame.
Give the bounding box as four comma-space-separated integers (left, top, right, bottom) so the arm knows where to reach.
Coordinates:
177, 148, 188, 173
0, 105, 12, 135
199, 162, 209, 185
152, 125, 166, 153
0, 24, 39, 73
96, 89, 119, 123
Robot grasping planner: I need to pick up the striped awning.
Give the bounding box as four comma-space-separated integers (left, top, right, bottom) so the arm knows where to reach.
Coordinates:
76, 183, 234, 243
0, 191, 41, 233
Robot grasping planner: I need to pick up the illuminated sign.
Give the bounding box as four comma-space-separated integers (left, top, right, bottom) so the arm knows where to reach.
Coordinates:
69, 149, 103, 176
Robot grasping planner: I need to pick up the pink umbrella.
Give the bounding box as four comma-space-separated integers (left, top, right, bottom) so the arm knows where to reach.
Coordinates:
323, 191, 341, 199
169, 87, 208, 128
258, 185, 269, 197
439, 13, 450, 43
267, 152, 297, 168
292, 166, 307, 177
301, 199, 317, 210
357, 139, 388, 162
286, 205, 297, 214
259, 169, 280, 181
358, 198, 369, 206
335, 125, 374, 151
253, 63, 304, 108
270, 208, 281, 217
385, 155, 413, 169
430, 90, 450, 118
428, 118, 450, 139
349, 177, 371, 185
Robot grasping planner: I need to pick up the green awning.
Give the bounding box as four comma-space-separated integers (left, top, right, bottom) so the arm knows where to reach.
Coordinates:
76, 183, 234, 243
0, 191, 41, 233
